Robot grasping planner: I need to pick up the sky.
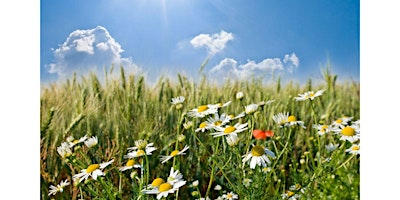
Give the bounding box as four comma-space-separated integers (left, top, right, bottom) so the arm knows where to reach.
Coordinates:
40, 0, 360, 85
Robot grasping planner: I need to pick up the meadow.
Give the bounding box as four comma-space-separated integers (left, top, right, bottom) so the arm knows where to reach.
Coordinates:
40, 66, 360, 200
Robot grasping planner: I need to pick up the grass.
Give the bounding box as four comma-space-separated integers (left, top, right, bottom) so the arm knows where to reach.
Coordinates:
40, 66, 360, 200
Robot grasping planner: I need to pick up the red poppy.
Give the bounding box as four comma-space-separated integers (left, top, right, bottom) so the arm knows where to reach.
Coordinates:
252, 129, 274, 140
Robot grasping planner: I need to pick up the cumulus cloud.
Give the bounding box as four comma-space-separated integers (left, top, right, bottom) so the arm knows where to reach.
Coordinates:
190, 30, 233, 56
46, 26, 141, 79
208, 53, 299, 81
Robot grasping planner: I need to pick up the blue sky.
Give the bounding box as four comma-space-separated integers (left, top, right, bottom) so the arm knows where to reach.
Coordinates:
40, 0, 359, 85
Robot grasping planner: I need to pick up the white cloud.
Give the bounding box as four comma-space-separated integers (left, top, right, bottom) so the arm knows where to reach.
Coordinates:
208, 53, 299, 81
46, 26, 141, 79
190, 30, 233, 56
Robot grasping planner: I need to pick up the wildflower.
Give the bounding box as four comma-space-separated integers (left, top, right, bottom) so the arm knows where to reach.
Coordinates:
195, 121, 209, 133
192, 180, 199, 187
345, 144, 360, 155
84, 136, 98, 148
325, 143, 339, 153
243, 178, 252, 187
258, 100, 275, 108
214, 184, 222, 190
236, 91, 244, 100
142, 168, 186, 200
281, 190, 301, 200
226, 134, 239, 146
242, 145, 276, 169
178, 134, 186, 142
67, 135, 88, 148
222, 191, 239, 200
146, 177, 165, 190
286, 115, 306, 128
331, 116, 353, 128
313, 124, 332, 136
73, 160, 114, 183
262, 167, 272, 173
294, 90, 325, 101
187, 104, 218, 118
273, 112, 289, 127
171, 96, 185, 109
57, 142, 72, 159
48, 179, 70, 196
206, 113, 231, 130
227, 112, 245, 121
210, 101, 232, 109
119, 159, 142, 171
160, 145, 190, 164
125, 140, 157, 158
245, 103, 258, 114
252, 129, 274, 140
183, 121, 194, 130
211, 123, 248, 142
333, 124, 360, 143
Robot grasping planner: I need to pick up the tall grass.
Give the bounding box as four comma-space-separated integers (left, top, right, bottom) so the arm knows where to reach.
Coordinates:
40, 66, 360, 199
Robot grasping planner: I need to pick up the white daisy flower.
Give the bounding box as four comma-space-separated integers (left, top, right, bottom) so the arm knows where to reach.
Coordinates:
333, 124, 360, 143
227, 112, 246, 121
286, 115, 306, 128
262, 167, 272, 173
214, 184, 222, 191
187, 104, 219, 118
167, 167, 184, 184
73, 159, 114, 183
281, 191, 301, 200
243, 178, 252, 187
211, 123, 248, 141
128, 139, 154, 151
125, 140, 157, 158
119, 159, 142, 171
273, 113, 305, 128
345, 144, 360, 155
222, 191, 239, 200
183, 121, 194, 130
57, 142, 72, 159
206, 113, 231, 130
160, 145, 190, 164
236, 91, 244, 100
68, 135, 88, 148
195, 121, 210, 133
331, 116, 353, 128
245, 103, 258, 114
294, 89, 325, 101
192, 180, 199, 187
146, 177, 166, 190
84, 136, 98, 148
242, 145, 276, 169
142, 177, 186, 200
48, 179, 70, 196
209, 101, 232, 109
226, 134, 239, 146
171, 96, 185, 105
313, 124, 333, 136
325, 143, 339, 153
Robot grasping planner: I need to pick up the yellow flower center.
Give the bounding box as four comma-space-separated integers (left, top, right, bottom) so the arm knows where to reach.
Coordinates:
288, 191, 294, 197
341, 126, 355, 136
73, 139, 79, 144
224, 126, 236, 134
227, 193, 233, 198
199, 122, 207, 129
309, 92, 315, 98
214, 121, 222, 126
158, 183, 173, 192
86, 164, 100, 173
287, 115, 297, 122
251, 145, 265, 156
151, 178, 165, 187
228, 114, 235, 119
322, 125, 328, 129
170, 150, 180, 157
217, 103, 223, 107
336, 119, 343, 124
126, 159, 135, 167
137, 150, 145, 156
351, 145, 360, 151
198, 105, 208, 112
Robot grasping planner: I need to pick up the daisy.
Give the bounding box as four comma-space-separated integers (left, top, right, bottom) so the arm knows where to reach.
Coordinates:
214, 184, 222, 191
242, 145, 276, 169
125, 140, 157, 158
245, 103, 258, 114
206, 113, 231, 130
195, 121, 210, 133
286, 115, 306, 129
331, 116, 353, 128
73, 159, 114, 183
191, 180, 199, 187
84, 136, 98, 148
57, 142, 72, 159
345, 144, 360, 155
187, 104, 219, 118
183, 121, 194, 130
222, 191, 239, 200
142, 181, 186, 200
171, 96, 185, 105
167, 167, 184, 184
226, 134, 239, 146
128, 139, 155, 151
262, 167, 272, 173
209, 101, 232, 109
227, 112, 245, 121
313, 124, 332, 136
281, 191, 301, 200
160, 145, 190, 164
171, 96, 185, 110
243, 178, 252, 187
48, 179, 70, 196
294, 89, 325, 101
146, 177, 165, 190
67, 135, 88, 148
333, 124, 360, 143
211, 123, 248, 141
236, 91, 244, 100
119, 159, 142, 171
273, 112, 289, 127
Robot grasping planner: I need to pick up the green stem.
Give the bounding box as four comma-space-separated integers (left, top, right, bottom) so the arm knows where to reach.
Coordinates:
271, 128, 292, 170
205, 137, 220, 197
